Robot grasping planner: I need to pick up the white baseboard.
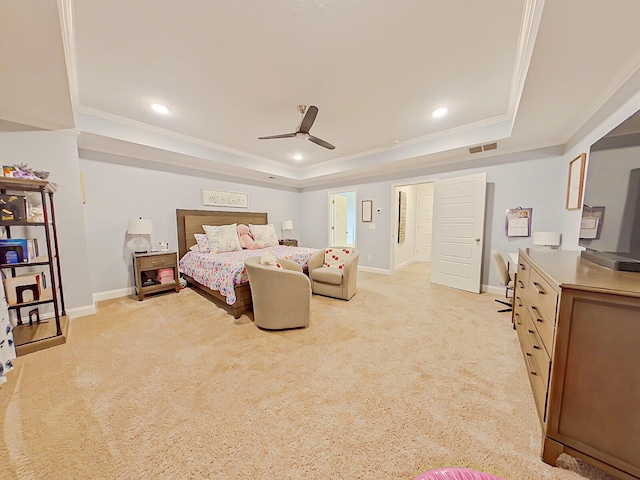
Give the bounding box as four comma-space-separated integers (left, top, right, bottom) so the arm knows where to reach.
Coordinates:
93, 287, 134, 303
67, 304, 97, 319
358, 265, 392, 275
394, 259, 417, 271
483, 284, 508, 296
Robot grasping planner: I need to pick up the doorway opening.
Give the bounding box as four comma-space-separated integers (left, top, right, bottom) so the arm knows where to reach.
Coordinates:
329, 190, 356, 247
392, 182, 434, 270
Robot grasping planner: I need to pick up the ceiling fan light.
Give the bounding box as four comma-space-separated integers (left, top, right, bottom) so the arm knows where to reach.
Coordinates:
296, 132, 309, 141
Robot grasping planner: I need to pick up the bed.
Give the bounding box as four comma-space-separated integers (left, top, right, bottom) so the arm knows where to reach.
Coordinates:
176, 209, 317, 318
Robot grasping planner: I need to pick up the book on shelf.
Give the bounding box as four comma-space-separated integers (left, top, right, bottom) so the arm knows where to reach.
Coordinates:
2, 271, 50, 305
0, 238, 39, 263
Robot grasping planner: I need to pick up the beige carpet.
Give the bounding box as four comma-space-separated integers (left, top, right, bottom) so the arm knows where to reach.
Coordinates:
0, 263, 617, 479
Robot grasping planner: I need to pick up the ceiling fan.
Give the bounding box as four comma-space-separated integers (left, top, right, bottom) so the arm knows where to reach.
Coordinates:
258, 105, 335, 150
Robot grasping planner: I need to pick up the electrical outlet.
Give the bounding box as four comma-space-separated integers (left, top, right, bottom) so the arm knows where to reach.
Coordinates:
367, 254, 372, 260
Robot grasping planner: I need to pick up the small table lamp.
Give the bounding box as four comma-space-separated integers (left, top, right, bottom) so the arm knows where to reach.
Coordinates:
532, 231, 561, 249
281, 220, 293, 240
127, 217, 153, 253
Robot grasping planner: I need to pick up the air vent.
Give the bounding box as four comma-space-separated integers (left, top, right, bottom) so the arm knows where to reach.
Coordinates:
469, 142, 498, 154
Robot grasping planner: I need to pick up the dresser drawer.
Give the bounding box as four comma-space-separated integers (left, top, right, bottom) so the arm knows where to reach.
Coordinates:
524, 349, 548, 422
516, 256, 530, 292
525, 271, 558, 354
528, 268, 558, 325
138, 254, 176, 270
524, 313, 551, 389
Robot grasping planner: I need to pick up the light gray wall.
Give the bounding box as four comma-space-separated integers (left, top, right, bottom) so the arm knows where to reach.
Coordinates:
0, 131, 94, 314
4, 81, 640, 305
79, 157, 301, 294
299, 153, 570, 288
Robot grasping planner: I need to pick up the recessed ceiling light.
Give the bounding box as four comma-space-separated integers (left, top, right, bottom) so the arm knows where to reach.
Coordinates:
294, 154, 303, 161
432, 107, 448, 118
151, 103, 169, 114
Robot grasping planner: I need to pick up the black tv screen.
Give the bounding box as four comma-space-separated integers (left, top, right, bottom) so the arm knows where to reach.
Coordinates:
579, 111, 640, 271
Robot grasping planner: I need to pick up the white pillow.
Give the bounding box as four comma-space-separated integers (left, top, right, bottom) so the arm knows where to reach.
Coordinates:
324, 247, 353, 269
189, 244, 200, 252
202, 223, 242, 254
249, 224, 279, 247
259, 252, 282, 269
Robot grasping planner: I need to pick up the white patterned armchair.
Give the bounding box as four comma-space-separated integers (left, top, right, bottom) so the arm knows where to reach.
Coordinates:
308, 247, 359, 300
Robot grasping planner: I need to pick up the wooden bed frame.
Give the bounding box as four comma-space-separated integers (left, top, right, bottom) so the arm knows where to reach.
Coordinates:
176, 209, 268, 318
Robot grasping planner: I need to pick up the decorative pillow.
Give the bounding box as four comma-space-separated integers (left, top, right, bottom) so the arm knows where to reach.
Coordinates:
189, 244, 200, 252
202, 224, 242, 254
324, 247, 352, 269
249, 224, 279, 247
194, 233, 211, 253
259, 252, 282, 269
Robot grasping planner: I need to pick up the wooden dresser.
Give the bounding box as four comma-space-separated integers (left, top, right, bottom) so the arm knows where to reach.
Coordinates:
513, 248, 640, 480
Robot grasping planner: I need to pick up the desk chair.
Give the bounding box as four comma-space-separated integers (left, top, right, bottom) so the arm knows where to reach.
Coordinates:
491, 250, 514, 313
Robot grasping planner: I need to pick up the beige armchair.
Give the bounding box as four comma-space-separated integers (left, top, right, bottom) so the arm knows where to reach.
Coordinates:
308, 247, 359, 300
244, 256, 311, 330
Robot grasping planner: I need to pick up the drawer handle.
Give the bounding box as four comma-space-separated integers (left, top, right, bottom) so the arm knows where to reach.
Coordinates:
525, 353, 537, 376
518, 280, 524, 288
516, 297, 523, 307
532, 281, 545, 295
519, 263, 526, 270
515, 313, 523, 325
527, 329, 540, 349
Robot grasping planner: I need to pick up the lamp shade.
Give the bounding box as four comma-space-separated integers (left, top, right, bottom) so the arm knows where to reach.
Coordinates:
127, 218, 153, 235
282, 220, 293, 231
532, 231, 560, 247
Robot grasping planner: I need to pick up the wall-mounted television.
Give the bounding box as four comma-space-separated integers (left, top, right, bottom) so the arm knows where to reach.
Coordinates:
579, 110, 640, 272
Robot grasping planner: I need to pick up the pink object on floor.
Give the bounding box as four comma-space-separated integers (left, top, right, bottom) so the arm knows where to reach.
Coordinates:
413, 467, 505, 480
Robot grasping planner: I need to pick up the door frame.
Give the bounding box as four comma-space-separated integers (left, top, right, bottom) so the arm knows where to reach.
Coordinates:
328, 188, 357, 247
389, 179, 438, 274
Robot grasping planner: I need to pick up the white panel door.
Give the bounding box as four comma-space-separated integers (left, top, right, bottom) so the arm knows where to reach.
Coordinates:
416, 183, 434, 262
430, 173, 486, 293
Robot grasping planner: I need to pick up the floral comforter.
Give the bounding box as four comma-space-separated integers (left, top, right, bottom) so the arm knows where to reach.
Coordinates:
178, 246, 318, 304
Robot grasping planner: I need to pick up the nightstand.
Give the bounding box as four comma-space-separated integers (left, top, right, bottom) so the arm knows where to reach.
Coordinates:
133, 251, 180, 301
279, 239, 298, 247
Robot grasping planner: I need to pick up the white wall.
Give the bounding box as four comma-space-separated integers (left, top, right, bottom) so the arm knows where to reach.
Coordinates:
0, 131, 94, 315
79, 158, 300, 296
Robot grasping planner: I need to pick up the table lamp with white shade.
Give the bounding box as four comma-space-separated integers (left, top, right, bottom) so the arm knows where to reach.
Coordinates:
127, 217, 153, 253
281, 220, 293, 240
532, 231, 561, 249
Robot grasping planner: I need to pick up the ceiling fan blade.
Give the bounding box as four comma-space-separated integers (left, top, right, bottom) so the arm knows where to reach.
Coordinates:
308, 135, 335, 150
258, 133, 297, 140
298, 105, 318, 133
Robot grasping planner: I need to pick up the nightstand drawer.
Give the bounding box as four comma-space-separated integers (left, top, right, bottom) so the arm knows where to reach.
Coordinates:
138, 254, 176, 270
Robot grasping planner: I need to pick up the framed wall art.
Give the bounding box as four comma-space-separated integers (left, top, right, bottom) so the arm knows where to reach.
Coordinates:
362, 200, 372, 222
566, 153, 586, 210
202, 189, 248, 208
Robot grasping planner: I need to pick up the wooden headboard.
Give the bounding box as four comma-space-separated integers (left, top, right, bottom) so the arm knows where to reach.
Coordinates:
176, 209, 268, 258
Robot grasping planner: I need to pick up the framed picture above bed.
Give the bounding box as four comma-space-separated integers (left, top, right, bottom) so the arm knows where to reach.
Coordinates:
202, 188, 248, 208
